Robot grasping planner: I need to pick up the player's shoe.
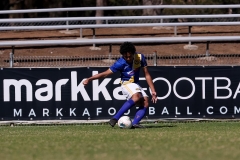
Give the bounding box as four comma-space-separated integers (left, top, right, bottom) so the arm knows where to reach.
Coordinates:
109, 118, 118, 127
132, 124, 146, 129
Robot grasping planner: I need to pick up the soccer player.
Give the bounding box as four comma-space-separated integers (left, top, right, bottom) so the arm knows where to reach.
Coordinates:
83, 42, 157, 128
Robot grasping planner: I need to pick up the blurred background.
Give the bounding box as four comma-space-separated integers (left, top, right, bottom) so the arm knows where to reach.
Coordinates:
0, 0, 239, 18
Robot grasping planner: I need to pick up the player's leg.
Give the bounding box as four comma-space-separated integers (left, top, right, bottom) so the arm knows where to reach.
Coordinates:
112, 92, 141, 120
132, 90, 149, 128
109, 83, 142, 127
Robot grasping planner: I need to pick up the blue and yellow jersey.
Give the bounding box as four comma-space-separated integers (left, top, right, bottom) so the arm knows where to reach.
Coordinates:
109, 52, 147, 83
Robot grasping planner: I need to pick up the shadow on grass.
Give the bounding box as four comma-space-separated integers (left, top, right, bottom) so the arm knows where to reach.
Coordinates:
144, 124, 177, 129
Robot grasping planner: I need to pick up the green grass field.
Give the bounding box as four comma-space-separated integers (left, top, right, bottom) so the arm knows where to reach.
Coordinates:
0, 122, 240, 160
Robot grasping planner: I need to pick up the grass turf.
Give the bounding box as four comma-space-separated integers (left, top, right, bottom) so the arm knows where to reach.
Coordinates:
0, 122, 240, 160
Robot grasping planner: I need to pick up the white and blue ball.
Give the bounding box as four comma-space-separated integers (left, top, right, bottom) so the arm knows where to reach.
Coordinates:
117, 116, 132, 129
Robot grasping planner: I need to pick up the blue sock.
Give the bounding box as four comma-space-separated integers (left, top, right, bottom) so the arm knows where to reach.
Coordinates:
113, 99, 135, 120
132, 107, 147, 125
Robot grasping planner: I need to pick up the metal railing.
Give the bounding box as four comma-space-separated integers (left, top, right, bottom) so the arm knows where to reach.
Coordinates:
1, 5, 240, 68
1, 5, 240, 14
1, 36, 240, 47
2, 22, 240, 31
1, 36, 240, 68
1, 53, 240, 68
1, 5, 240, 36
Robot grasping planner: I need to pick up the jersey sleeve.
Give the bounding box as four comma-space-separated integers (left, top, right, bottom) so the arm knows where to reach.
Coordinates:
141, 54, 148, 67
109, 59, 123, 73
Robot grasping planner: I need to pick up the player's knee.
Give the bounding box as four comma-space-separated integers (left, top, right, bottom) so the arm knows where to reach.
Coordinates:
144, 101, 149, 107
131, 92, 142, 102
144, 98, 149, 107
135, 97, 144, 106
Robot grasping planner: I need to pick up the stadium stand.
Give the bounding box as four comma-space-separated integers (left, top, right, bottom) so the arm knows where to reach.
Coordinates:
1, 5, 240, 67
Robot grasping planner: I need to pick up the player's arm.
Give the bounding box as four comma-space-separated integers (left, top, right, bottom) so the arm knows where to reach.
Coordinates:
83, 69, 113, 86
142, 67, 157, 103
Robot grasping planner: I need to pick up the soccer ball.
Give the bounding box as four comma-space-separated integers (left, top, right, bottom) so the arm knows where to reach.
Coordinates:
117, 116, 132, 129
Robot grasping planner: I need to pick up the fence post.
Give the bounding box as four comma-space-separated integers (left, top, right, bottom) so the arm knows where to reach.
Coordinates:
109, 44, 112, 60
92, 28, 96, 48
206, 41, 210, 57
153, 51, 157, 66
66, 11, 69, 31
79, 28, 83, 38
188, 26, 192, 45
9, 46, 14, 68
174, 26, 178, 36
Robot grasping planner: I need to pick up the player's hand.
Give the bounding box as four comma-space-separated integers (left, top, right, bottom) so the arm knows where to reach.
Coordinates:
82, 78, 89, 86
151, 92, 157, 103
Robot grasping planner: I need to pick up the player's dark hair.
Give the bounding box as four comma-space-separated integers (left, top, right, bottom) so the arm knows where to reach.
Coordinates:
119, 42, 136, 55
